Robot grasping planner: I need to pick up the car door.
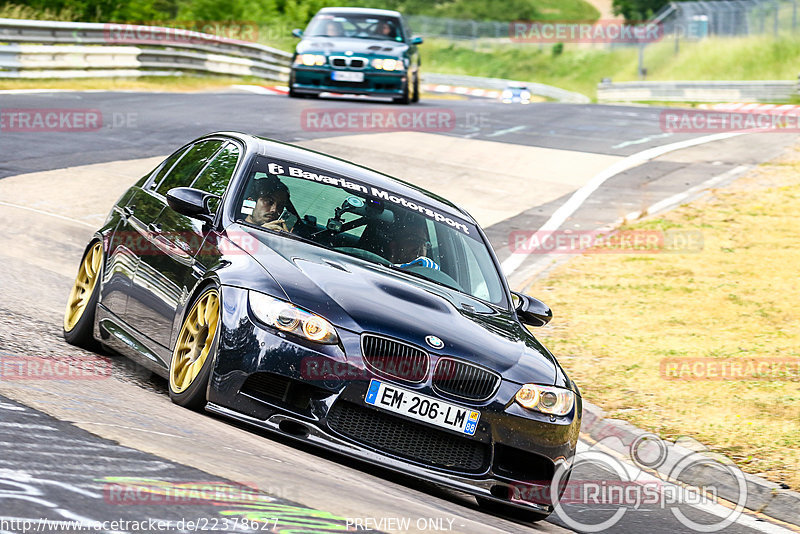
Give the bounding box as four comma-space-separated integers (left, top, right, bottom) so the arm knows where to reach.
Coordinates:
128, 139, 240, 351
101, 146, 189, 319
124, 138, 226, 348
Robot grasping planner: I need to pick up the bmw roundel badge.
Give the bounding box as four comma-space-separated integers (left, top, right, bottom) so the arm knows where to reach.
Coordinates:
425, 335, 444, 349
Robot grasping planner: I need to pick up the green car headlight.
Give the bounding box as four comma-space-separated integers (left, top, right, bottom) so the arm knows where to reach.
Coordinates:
515, 384, 574, 416
248, 291, 339, 344
371, 58, 404, 71
295, 54, 326, 66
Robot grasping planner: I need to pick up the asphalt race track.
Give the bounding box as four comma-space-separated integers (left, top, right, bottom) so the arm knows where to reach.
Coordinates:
0, 90, 797, 534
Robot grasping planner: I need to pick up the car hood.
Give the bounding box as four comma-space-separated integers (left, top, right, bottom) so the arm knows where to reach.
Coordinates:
297, 37, 409, 57
236, 226, 558, 385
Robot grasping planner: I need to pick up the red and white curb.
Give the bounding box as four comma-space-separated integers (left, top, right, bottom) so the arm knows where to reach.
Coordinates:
698, 102, 800, 114
231, 84, 289, 95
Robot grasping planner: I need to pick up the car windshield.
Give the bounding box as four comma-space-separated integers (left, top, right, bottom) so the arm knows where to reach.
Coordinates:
305, 13, 405, 42
234, 156, 507, 307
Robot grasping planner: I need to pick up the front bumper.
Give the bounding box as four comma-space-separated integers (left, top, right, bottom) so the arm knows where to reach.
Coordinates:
291, 66, 406, 96
208, 286, 581, 512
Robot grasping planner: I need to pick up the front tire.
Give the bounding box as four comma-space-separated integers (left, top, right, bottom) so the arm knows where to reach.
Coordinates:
411, 71, 420, 103
394, 79, 411, 105
168, 287, 220, 410
63, 241, 103, 348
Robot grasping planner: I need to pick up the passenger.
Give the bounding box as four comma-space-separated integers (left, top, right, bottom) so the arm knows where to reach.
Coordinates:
387, 220, 440, 270
325, 21, 344, 37
245, 176, 291, 232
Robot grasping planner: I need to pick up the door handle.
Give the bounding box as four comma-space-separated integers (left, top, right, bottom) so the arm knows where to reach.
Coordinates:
147, 222, 162, 233
122, 206, 134, 218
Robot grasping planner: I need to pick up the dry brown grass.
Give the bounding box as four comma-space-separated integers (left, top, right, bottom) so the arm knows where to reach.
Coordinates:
527, 143, 800, 489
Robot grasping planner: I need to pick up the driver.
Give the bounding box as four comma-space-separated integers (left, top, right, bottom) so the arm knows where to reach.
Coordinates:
375, 21, 395, 39
387, 220, 440, 270
245, 176, 291, 232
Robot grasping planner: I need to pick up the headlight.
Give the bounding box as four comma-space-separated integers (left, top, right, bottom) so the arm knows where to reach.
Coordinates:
295, 54, 326, 66
502, 89, 513, 99
520, 90, 532, 100
515, 384, 574, 416
371, 58, 404, 71
248, 291, 339, 344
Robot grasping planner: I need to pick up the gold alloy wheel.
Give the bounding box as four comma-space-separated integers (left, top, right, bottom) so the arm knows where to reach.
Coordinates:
169, 290, 220, 394
64, 242, 103, 332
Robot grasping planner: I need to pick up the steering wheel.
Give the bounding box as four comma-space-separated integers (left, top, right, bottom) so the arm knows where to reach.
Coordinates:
334, 247, 392, 265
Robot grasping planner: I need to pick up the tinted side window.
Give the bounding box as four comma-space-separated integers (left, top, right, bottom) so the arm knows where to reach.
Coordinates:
155, 140, 224, 196
147, 146, 190, 190
191, 142, 240, 214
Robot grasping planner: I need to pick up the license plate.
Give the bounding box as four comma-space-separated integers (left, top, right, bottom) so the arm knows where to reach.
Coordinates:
331, 71, 364, 82
364, 379, 480, 436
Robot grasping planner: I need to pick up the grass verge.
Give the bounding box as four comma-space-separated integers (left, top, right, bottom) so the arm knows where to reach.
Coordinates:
419, 34, 800, 100
526, 144, 800, 488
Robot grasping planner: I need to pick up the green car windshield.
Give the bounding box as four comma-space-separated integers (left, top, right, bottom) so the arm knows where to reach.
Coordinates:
234, 157, 507, 308
305, 13, 405, 42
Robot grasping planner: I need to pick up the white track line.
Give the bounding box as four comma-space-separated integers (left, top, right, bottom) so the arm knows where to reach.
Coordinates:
508, 163, 753, 286
0, 200, 95, 228
502, 131, 745, 275
645, 165, 748, 216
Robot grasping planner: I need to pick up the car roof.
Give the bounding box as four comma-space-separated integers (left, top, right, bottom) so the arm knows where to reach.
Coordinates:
214, 132, 475, 225
317, 7, 402, 18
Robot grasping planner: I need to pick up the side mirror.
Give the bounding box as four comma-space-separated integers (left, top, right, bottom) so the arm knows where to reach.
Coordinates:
292, 28, 304, 38
511, 291, 552, 327
166, 187, 217, 224
410, 36, 423, 45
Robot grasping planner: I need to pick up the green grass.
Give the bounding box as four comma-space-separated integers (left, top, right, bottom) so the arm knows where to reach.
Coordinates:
526, 150, 800, 488
414, 34, 800, 99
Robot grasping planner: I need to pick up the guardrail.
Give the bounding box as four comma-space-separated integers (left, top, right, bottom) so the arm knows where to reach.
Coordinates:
0, 18, 292, 80
423, 73, 591, 103
597, 79, 799, 103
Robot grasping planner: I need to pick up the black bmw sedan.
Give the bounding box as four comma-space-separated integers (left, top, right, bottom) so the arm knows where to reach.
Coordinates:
63, 132, 581, 522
